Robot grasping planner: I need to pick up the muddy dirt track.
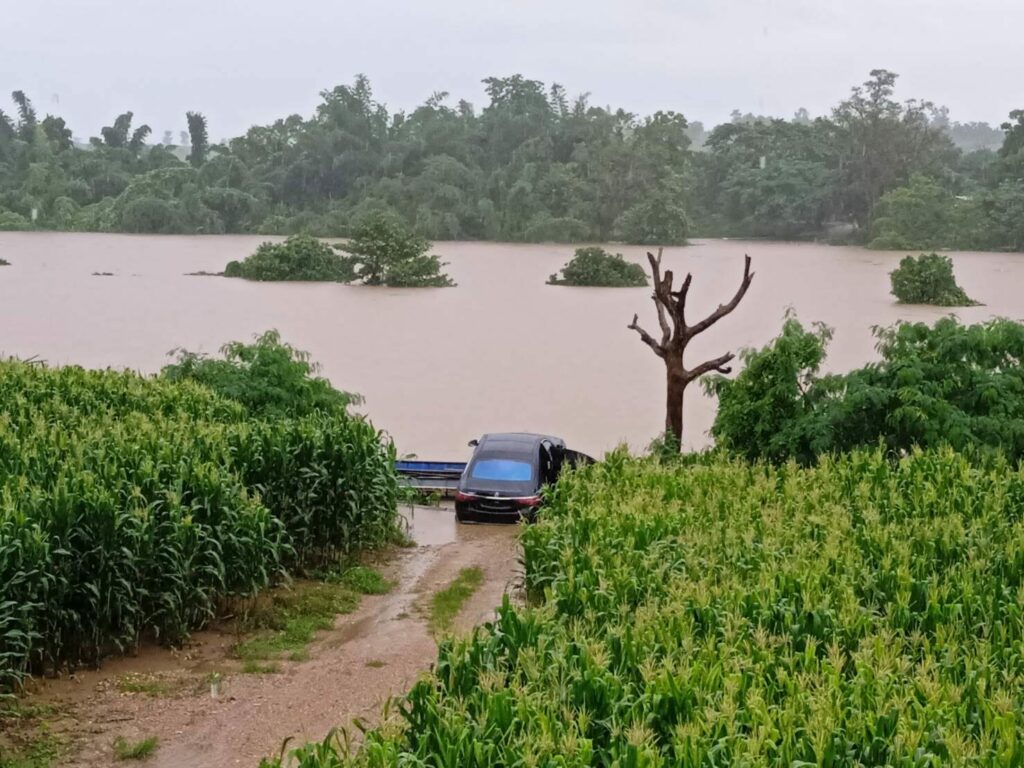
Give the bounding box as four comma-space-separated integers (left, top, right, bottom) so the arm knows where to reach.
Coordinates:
23, 507, 521, 767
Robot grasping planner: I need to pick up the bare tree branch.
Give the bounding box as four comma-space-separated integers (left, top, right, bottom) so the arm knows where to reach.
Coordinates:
651, 267, 672, 345
629, 250, 754, 452
686, 254, 754, 338
628, 314, 666, 358
671, 272, 693, 304
646, 249, 677, 345
685, 352, 736, 381
645, 250, 663, 286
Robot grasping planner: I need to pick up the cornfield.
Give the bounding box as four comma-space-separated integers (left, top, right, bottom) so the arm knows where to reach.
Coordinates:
273, 448, 1024, 766
0, 360, 398, 691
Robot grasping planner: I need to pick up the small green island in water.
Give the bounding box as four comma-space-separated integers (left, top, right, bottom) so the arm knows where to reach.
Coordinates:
889, 252, 979, 306
548, 247, 648, 287
224, 214, 454, 287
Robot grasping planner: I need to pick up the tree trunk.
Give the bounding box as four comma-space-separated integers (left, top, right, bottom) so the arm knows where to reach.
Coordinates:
629, 251, 754, 453
665, 365, 685, 452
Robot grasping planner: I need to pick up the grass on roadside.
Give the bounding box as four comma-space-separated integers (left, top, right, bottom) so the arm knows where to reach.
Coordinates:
241, 660, 280, 674
116, 674, 178, 697
0, 703, 64, 768
112, 736, 158, 761
335, 565, 393, 595
235, 566, 393, 672
429, 567, 484, 635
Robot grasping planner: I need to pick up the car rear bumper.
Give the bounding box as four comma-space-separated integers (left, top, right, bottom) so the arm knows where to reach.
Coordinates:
455, 503, 537, 524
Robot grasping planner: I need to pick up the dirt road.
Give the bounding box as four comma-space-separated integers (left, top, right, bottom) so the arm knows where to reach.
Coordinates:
24, 506, 521, 767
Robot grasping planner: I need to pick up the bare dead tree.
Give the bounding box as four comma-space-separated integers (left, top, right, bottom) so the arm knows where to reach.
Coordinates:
629, 249, 754, 452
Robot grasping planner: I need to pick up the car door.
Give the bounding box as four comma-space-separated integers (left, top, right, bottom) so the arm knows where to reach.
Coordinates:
539, 440, 558, 486
562, 449, 595, 471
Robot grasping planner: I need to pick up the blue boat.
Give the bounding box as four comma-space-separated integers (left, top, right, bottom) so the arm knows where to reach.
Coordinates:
395, 460, 467, 494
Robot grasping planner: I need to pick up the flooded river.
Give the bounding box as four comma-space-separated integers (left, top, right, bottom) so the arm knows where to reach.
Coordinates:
1, 232, 1021, 458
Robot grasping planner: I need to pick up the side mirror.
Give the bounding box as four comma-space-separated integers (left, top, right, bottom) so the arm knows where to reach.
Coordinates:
468, 439, 479, 447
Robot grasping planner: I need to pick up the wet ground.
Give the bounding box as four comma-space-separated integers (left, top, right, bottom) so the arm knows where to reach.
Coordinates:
14, 505, 521, 767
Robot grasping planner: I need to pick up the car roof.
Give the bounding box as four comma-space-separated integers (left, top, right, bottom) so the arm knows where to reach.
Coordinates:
477, 432, 563, 450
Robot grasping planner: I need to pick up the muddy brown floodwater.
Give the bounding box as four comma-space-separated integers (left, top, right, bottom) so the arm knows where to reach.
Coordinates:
20, 506, 520, 767
2, 232, 1021, 457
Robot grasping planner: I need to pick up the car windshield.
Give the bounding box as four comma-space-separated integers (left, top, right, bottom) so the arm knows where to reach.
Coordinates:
470, 458, 533, 482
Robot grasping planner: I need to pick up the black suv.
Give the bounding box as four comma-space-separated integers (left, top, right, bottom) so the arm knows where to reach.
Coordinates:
454, 433, 591, 523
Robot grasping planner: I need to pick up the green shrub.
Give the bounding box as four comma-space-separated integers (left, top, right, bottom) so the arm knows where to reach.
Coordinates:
339, 213, 454, 287
889, 252, 977, 305
867, 175, 954, 250
614, 191, 690, 245
224, 235, 354, 282
161, 330, 360, 418
547, 246, 648, 287
707, 315, 1024, 464
269, 448, 1024, 766
522, 214, 591, 243
0, 210, 30, 231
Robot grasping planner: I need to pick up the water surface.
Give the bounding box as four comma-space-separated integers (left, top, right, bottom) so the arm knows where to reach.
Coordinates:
1, 233, 1020, 458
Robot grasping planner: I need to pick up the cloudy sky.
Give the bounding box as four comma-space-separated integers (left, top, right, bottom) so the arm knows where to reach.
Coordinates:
4, 0, 1021, 142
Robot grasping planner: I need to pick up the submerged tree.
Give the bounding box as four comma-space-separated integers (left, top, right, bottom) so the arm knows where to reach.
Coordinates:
890, 253, 977, 306
340, 213, 454, 287
548, 246, 648, 287
629, 249, 754, 451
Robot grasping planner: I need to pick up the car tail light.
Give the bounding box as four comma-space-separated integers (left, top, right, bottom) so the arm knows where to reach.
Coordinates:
454, 491, 476, 503
515, 495, 542, 508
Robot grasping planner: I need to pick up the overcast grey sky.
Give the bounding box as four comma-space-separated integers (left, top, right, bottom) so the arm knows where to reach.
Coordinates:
3, 0, 1021, 141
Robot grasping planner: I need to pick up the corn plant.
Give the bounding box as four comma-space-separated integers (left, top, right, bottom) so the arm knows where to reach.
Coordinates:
0, 359, 398, 689
274, 447, 1024, 766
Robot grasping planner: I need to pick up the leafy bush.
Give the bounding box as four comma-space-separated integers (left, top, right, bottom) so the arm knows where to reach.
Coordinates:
868, 176, 1024, 253
867, 175, 954, 250
0, 347, 398, 690
615, 191, 690, 245
225, 235, 354, 282
707, 315, 1024, 464
118, 196, 185, 233
161, 330, 360, 417
889, 252, 977, 305
522, 214, 591, 243
267, 448, 1024, 766
547, 246, 648, 287
985, 180, 1024, 252
0, 210, 30, 231
704, 313, 833, 464
339, 213, 454, 287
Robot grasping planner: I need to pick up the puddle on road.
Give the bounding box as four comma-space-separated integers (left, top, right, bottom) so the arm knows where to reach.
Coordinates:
402, 503, 525, 547
403, 504, 458, 546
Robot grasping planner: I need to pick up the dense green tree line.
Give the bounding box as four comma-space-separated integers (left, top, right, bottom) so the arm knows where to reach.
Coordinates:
0, 71, 1021, 248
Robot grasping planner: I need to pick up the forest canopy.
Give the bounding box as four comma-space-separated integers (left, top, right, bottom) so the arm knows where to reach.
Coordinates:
0, 73, 1021, 250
